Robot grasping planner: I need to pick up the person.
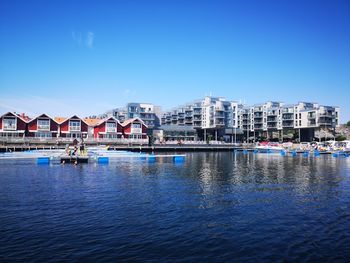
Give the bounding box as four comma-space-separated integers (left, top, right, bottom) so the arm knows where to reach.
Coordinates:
79, 137, 85, 156
72, 145, 78, 156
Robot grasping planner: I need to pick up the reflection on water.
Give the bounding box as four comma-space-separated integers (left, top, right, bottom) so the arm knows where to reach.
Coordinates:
0, 152, 350, 262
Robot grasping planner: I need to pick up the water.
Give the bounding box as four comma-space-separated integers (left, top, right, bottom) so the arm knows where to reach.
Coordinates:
1, 152, 350, 262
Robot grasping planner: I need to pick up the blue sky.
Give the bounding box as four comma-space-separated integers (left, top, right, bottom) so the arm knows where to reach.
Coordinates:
0, 0, 349, 121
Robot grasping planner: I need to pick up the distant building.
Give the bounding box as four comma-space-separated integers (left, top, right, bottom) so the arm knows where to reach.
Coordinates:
0, 112, 29, 139
127, 103, 161, 129
27, 114, 59, 139
161, 97, 340, 142
161, 96, 242, 142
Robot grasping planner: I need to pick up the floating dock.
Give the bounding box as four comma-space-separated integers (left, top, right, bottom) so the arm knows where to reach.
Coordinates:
0, 150, 187, 165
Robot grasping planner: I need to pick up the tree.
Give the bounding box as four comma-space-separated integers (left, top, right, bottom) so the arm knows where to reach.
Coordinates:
336, 135, 347, 141
347, 121, 350, 127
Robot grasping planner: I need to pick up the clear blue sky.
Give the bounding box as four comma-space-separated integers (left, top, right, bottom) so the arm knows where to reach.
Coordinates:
0, 0, 349, 121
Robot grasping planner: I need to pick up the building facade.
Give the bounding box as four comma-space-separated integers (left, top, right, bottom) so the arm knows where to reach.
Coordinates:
161, 97, 340, 142
126, 103, 161, 129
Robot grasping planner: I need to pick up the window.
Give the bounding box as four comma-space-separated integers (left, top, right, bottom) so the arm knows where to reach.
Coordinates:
299, 120, 301, 126
3, 117, 16, 130
36, 132, 52, 138
106, 122, 116, 132
38, 119, 50, 130
69, 120, 81, 131
132, 123, 141, 129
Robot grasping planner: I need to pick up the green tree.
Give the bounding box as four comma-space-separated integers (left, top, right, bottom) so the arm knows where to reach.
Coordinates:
336, 135, 347, 141
347, 121, 350, 127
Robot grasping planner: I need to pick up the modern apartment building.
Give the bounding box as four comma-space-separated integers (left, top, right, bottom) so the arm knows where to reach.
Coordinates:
127, 103, 161, 129
161, 97, 340, 142
161, 96, 242, 141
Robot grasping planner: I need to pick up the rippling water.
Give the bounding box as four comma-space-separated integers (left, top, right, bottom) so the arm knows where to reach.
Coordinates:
1, 152, 350, 262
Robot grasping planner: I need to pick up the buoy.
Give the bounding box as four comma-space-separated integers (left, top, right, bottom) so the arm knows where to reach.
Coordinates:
303, 151, 309, 157
253, 149, 258, 154
291, 151, 297, 157
98, 157, 109, 164
280, 150, 286, 156
332, 153, 339, 158
37, 157, 50, 165
148, 155, 156, 162
243, 149, 248, 155
174, 156, 185, 163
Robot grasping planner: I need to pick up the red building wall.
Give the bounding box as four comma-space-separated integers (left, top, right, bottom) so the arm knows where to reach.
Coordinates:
81, 122, 88, 132
124, 124, 131, 134
17, 118, 27, 131
60, 120, 69, 132
50, 121, 58, 131
28, 120, 37, 131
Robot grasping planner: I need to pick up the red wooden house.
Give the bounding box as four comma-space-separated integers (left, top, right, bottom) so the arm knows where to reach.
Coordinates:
122, 118, 148, 139
0, 112, 29, 138
27, 114, 59, 138
55, 115, 89, 139
89, 116, 123, 140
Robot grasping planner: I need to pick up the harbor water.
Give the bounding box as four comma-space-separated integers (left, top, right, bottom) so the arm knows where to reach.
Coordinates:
1, 152, 350, 262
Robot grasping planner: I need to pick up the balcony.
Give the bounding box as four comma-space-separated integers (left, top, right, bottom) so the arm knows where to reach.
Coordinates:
307, 121, 317, 126
282, 114, 293, 120
69, 126, 81, 132
38, 125, 50, 131
267, 112, 277, 116
106, 127, 117, 133
267, 117, 277, 122
282, 121, 294, 128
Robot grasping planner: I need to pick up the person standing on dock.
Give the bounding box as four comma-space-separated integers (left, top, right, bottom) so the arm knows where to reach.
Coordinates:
79, 137, 85, 156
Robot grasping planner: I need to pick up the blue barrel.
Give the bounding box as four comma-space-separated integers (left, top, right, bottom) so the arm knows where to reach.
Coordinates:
37, 157, 50, 164
253, 149, 258, 154
280, 150, 286, 156
148, 155, 156, 162
174, 156, 185, 163
98, 157, 109, 164
302, 151, 309, 157
243, 149, 248, 155
291, 151, 297, 157
332, 153, 339, 158
314, 150, 320, 157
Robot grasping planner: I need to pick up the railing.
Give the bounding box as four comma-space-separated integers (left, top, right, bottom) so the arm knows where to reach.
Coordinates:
3, 126, 16, 131
106, 128, 117, 133
69, 126, 81, 131
0, 137, 149, 145
38, 125, 50, 131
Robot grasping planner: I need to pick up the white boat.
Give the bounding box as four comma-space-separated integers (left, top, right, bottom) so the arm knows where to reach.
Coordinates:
254, 142, 284, 153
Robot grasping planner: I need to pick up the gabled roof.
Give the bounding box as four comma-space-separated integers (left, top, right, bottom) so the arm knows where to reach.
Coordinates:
122, 117, 148, 128
84, 116, 121, 127
84, 118, 102, 126
29, 113, 59, 124
0, 112, 31, 123
54, 115, 89, 125
54, 117, 67, 124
